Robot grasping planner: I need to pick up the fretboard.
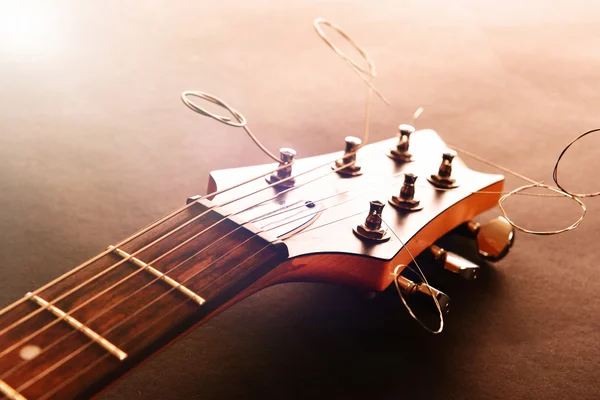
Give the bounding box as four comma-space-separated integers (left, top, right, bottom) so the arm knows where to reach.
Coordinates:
0, 199, 288, 400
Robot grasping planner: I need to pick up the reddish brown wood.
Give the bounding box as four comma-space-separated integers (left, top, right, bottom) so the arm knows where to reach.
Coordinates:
0, 132, 503, 400
0, 200, 287, 400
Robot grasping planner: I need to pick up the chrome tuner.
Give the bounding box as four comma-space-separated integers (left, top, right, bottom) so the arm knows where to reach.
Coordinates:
389, 173, 423, 211
334, 136, 362, 176
429, 244, 480, 280
266, 148, 296, 188
428, 150, 459, 188
396, 274, 451, 314
387, 124, 415, 162
353, 200, 390, 242
464, 217, 515, 261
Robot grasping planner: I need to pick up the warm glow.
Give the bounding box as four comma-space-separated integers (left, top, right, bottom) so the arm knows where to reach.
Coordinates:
0, 2, 58, 56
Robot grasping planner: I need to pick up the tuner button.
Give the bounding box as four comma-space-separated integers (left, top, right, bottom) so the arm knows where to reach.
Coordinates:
429, 244, 480, 280
389, 173, 423, 212
475, 216, 515, 261
396, 274, 451, 315
387, 124, 416, 162
428, 149, 459, 188
266, 148, 297, 188
334, 136, 362, 176
353, 200, 390, 242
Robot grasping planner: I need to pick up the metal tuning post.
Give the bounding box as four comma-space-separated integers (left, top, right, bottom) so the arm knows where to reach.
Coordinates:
396, 274, 451, 314
462, 217, 515, 261
387, 124, 415, 162
353, 200, 390, 242
389, 173, 423, 212
428, 150, 459, 188
429, 244, 480, 280
334, 136, 362, 176
266, 148, 296, 188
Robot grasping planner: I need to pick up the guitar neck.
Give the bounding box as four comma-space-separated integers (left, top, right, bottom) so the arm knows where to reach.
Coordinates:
0, 199, 288, 400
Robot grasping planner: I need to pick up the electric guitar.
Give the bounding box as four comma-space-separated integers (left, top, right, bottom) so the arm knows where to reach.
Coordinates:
0, 127, 514, 399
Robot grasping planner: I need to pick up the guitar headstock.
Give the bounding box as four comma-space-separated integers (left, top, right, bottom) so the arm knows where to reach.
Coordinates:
208, 127, 509, 297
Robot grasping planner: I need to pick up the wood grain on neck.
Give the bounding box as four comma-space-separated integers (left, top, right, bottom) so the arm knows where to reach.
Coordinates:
0, 199, 288, 400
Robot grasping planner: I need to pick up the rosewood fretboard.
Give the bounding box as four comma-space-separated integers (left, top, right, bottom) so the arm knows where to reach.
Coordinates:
0, 199, 288, 400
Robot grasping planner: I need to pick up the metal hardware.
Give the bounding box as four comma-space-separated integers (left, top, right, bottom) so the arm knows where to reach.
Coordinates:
395, 274, 451, 314
430, 244, 480, 280
353, 200, 390, 242
0, 380, 26, 400
428, 150, 459, 188
108, 246, 206, 305
266, 148, 296, 187
387, 124, 415, 162
334, 136, 362, 176
389, 173, 423, 211
463, 216, 515, 261
26, 293, 128, 361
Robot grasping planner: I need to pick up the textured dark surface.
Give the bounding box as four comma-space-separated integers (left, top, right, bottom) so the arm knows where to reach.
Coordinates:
1, 1, 599, 399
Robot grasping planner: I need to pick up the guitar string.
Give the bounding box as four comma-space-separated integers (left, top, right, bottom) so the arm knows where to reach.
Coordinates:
449, 145, 587, 234
0, 151, 362, 339
3, 165, 509, 387
0, 164, 406, 368
5, 134, 592, 392
29, 192, 463, 397
0, 162, 292, 319
0, 162, 412, 372
314, 16, 591, 234
552, 127, 600, 198
2, 16, 597, 396
1, 127, 591, 368
0, 73, 334, 324
181, 91, 281, 163
9, 174, 419, 394
0, 135, 584, 365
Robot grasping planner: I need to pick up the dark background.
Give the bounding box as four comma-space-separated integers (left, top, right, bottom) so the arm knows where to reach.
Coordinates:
1, 1, 599, 399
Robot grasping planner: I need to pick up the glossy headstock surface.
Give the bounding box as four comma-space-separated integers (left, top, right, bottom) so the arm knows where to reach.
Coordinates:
209, 129, 504, 291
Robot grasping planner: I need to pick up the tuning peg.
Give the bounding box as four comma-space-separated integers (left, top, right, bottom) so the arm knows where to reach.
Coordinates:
353, 200, 390, 242
429, 244, 480, 280
389, 173, 423, 211
454, 216, 515, 261
428, 150, 459, 188
266, 148, 296, 188
396, 274, 451, 314
334, 136, 362, 176
387, 124, 415, 162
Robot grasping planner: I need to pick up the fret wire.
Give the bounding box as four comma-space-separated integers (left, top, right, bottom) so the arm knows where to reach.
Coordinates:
0, 163, 289, 321
31, 198, 368, 398
8, 131, 580, 398
36, 195, 382, 399
1, 167, 407, 391
0, 154, 364, 373
0, 152, 353, 341
0, 157, 403, 369
17, 240, 272, 396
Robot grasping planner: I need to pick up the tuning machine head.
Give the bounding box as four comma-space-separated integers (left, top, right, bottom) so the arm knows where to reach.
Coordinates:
334, 136, 362, 176
387, 124, 415, 162
266, 148, 297, 188
428, 150, 459, 189
430, 244, 480, 280
389, 173, 423, 211
396, 272, 451, 315
353, 200, 390, 242
467, 216, 515, 261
